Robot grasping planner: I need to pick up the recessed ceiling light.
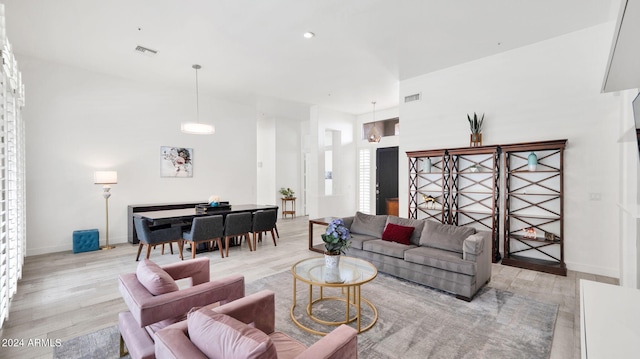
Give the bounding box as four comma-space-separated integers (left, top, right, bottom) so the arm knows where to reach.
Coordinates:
303, 32, 315, 39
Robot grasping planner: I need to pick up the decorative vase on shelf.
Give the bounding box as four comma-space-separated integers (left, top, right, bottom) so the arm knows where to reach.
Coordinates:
528, 152, 538, 171
424, 157, 432, 173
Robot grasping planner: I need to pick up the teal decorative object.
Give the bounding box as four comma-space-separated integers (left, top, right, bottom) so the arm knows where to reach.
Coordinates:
208, 195, 220, 207
424, 157, 432, 173
528, 152, 538, 171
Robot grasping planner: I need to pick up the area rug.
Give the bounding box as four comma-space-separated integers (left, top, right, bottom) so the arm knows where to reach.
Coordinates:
247, 271, 558, 359
53, 325, 128, 359
54, 270, 558, 359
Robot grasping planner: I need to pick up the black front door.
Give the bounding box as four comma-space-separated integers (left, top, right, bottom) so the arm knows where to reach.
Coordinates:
376, 147, 399, 215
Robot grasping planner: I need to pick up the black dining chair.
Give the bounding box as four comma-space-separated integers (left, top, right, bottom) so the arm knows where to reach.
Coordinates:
133, 217, 184, 261
182, 215, 225, 259
223, 212, 253, 257
251, 209, 278, 250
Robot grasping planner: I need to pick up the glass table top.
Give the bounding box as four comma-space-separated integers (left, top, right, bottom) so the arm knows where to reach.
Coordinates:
291, 256, 377, 286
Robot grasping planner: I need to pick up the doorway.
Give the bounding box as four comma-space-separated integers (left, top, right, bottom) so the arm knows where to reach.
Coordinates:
376, 147, 399, 215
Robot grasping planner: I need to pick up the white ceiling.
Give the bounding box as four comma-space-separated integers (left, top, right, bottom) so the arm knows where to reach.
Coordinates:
1, 0, 620, 118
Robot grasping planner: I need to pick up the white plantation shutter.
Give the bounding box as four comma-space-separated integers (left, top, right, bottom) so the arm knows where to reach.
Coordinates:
359, 149, 371, 214
0, 4, 26, 328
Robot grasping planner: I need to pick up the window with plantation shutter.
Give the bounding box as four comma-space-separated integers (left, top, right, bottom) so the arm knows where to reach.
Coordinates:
0, 4, 26, 329
359, 149, 371, 214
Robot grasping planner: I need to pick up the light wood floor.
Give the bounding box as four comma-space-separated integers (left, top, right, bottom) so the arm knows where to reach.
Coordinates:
0, 216, 617, 359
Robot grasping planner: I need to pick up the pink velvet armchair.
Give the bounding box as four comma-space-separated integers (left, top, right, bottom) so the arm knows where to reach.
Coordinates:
118, 257, 245, 359
154, 289, 358, 359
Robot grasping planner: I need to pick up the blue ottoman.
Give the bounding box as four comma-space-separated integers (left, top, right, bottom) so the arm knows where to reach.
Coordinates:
73, 229, 99, 253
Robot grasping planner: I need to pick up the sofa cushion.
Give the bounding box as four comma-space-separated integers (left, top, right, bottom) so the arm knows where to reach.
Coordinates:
382, 223, 414, 245
350, 212, 388, 237
404, 246, 476, 276
363, 239, 416, 259
386, 216, 425, 246
420, 220, 476, 254
136, 259, 179, 296
188, 310, 277, 359
349, 233, 379, 250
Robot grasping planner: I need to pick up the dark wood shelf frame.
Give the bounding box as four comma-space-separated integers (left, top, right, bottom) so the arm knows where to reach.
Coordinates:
502, 139, 567, 276
407, 145, 501, 263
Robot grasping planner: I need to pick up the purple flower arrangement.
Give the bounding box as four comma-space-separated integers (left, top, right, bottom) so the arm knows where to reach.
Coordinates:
321, 218, 351, 255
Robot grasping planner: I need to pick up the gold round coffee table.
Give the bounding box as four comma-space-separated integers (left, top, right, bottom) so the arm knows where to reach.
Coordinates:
290, 256, 378, 335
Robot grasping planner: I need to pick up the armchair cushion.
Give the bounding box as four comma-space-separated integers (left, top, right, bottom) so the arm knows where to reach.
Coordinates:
188, 310, 277, 359
136, 259, 179, 296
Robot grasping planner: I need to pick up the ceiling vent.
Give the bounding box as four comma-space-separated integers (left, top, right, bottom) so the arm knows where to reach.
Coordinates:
134, 45, 158, 56
404, 93, 421, 103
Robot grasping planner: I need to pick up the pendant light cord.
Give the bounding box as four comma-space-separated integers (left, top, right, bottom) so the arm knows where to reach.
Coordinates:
195, 66, 200, 122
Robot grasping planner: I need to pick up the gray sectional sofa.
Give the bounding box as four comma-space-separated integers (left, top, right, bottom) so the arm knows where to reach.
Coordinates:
342, 212, 492, 301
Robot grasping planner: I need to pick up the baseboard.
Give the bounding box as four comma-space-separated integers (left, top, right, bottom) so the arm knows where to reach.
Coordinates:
27, 236, 130, 257
566, 261, 619, 279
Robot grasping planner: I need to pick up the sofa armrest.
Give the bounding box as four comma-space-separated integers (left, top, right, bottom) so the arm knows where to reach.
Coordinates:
163, 257, 210, 286
212, 290, 275, 335
464, 230, 492, 291
119, 274, 245, 327
296, 324, 358, 359
155, 322, 208, 359
463, 234, 484, 261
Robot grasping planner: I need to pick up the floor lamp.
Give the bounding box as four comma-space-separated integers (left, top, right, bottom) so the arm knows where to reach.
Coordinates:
94, 171, 118, 250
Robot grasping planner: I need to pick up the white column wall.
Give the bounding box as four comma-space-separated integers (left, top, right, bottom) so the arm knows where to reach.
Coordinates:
21, 55, 258, 255
257, 114, 276, 207
399, 23, 622, 277
617, 89, 640, 287
307, 105, 357, 219
275, 117, 302, 216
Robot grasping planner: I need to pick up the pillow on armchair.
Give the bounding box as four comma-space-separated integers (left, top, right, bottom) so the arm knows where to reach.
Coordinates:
420, 220, 476, 254
188, 309, 277, 359
136, 259, 179, 295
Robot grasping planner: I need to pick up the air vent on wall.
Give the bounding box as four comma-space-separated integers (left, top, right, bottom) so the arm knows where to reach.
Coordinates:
134, 45, 158, 56
404, 93, 421, 103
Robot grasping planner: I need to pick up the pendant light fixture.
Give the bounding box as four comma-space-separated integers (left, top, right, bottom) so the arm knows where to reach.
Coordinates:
181, 64, 215, 135
367, 101, 381, 143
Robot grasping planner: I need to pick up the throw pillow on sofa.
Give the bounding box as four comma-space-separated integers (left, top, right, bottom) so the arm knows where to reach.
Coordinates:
382, 223, 414, 245
386, 216, 425, 245
420, 220, 476, 254
350, 211, 388, 237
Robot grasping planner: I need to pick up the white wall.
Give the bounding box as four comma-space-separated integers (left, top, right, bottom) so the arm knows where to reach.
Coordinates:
617, 88, 640, 287
399, 23, 622, 277
21, 55, 258, 255
275, 117, 302, 215
306, 106, 357, 219
257, 115, 276, 207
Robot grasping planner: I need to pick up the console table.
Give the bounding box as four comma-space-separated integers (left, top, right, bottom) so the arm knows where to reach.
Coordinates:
128, 202, 203, 244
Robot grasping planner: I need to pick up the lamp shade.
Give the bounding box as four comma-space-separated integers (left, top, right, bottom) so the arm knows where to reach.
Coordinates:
94, 171, 118, 184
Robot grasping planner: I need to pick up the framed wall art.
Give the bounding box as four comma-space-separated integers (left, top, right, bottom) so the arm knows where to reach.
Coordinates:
160, 146, 193, 177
